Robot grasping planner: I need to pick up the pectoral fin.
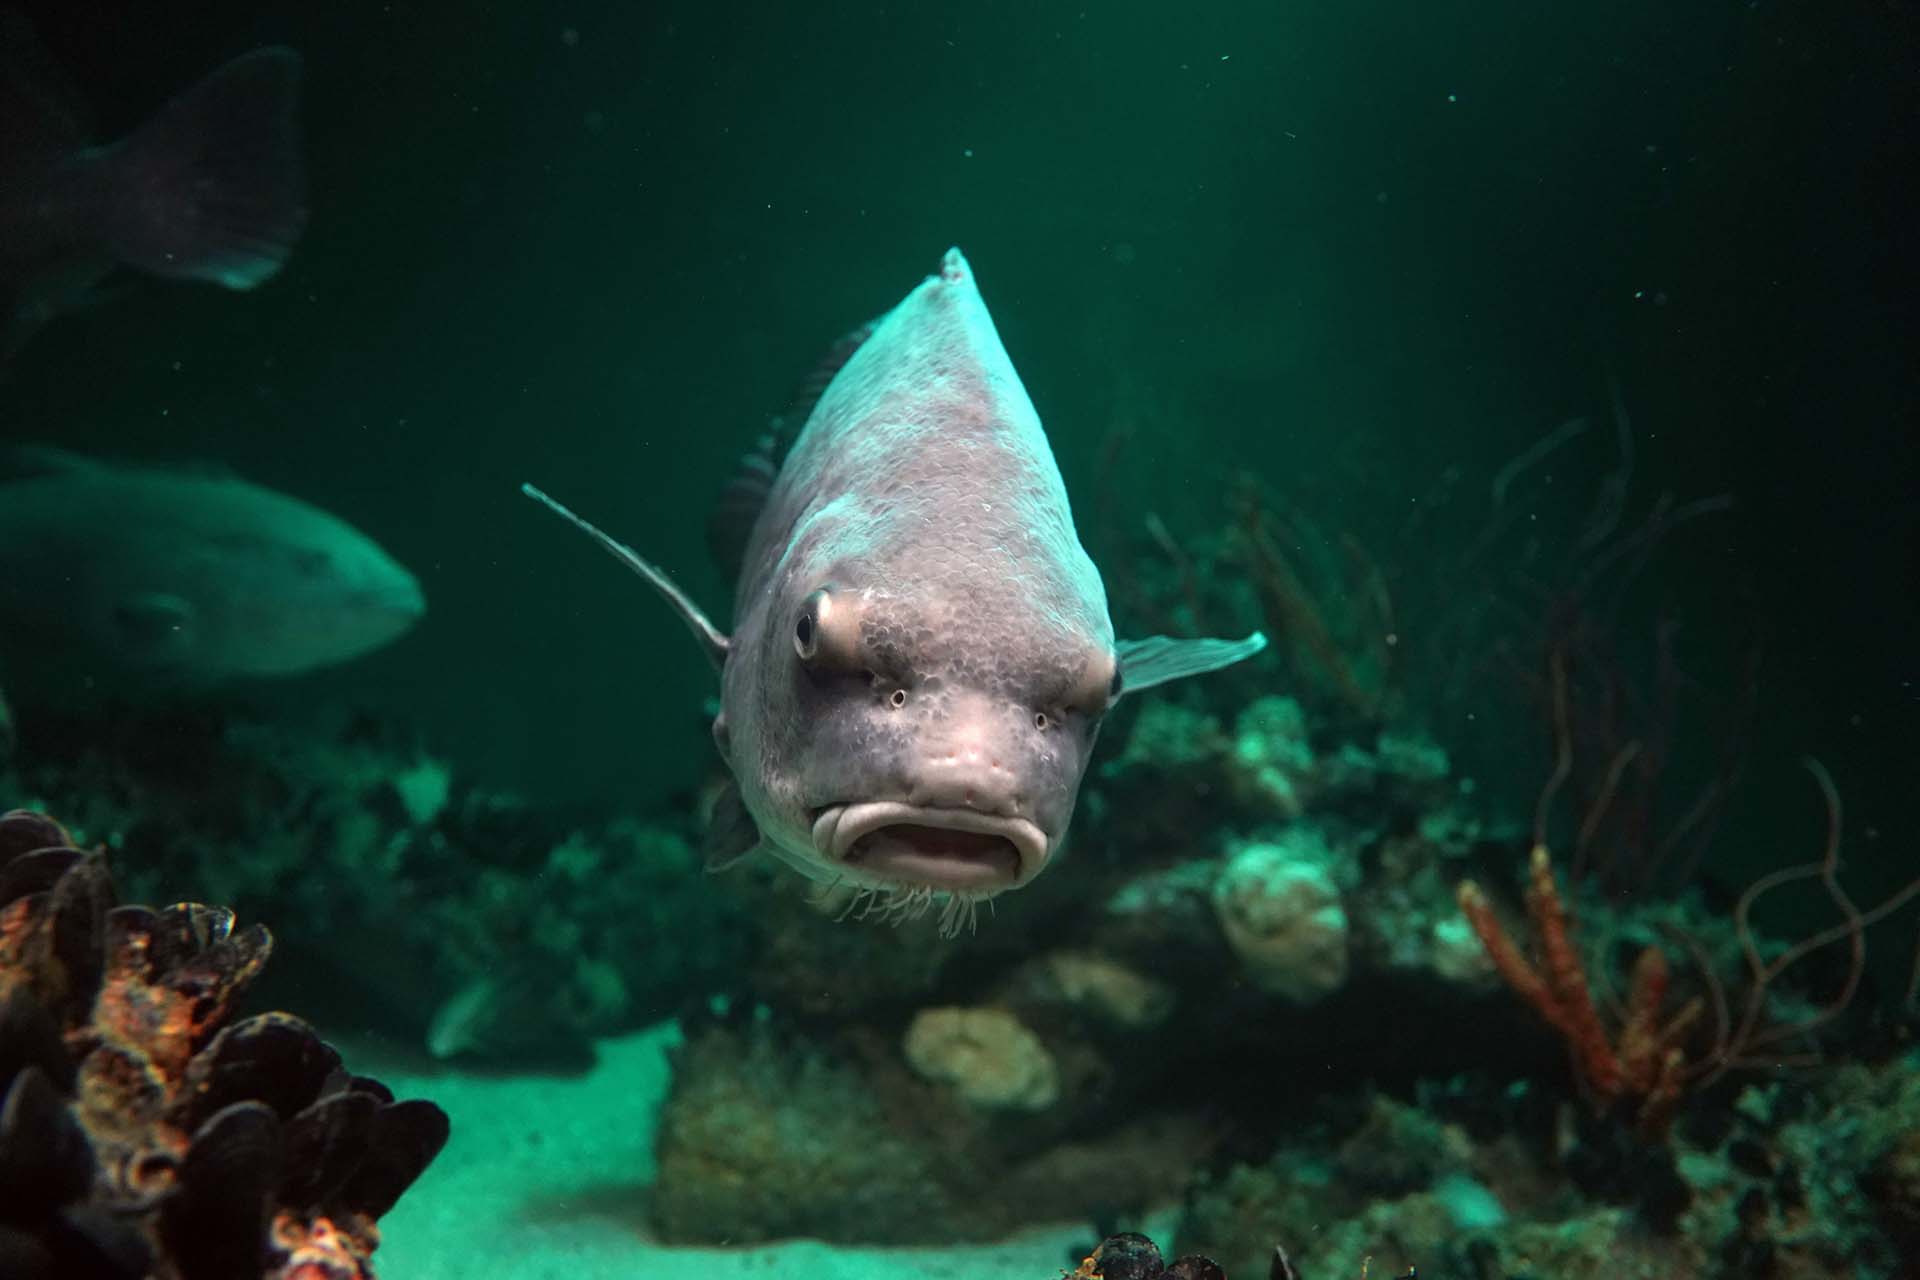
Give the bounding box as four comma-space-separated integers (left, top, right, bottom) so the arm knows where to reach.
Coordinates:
702, 780, 763, 873
111, 592, 197, 664
521, 483, 729, 670
1114, 632, 1267, 698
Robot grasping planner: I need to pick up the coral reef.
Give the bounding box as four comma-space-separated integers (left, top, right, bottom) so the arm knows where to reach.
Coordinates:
1178, 1041, 1920, 1280
1458, 845, 1697, 1134
2, 445, 1914, 1276
0, 807, 446, 1279
635, 693, 1529, 1246
3, 705, 751, 1065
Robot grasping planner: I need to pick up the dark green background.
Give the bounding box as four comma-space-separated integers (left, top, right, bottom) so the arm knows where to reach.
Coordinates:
4, 2, 1914, 897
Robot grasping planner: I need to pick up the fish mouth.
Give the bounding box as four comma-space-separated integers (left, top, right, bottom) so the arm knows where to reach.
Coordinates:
811, 802, 1046, 891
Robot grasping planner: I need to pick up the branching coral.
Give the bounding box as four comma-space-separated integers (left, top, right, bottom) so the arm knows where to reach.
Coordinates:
1459, 760, 1920, 1137
1231, 477, 1398, 722
1457, 845, 1699, 1134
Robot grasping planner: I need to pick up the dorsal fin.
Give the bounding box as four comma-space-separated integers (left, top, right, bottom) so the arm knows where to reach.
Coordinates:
0, 446, 240, 484
0, 445, 99, 481
706, 318, 879, 578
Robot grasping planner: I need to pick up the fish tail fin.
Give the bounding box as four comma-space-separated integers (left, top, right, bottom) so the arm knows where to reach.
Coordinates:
91, 47, 307, 289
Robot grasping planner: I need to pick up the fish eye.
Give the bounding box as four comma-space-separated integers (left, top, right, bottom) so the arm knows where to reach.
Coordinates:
888, 688, 908, 709
1033, 711, 1050, 731
795, 586, 868, 670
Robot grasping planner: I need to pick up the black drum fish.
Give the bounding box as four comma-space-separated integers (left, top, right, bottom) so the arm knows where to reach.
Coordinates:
526, 248, 1263, 930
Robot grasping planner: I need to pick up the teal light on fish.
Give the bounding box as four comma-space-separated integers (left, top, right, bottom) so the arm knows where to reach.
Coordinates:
0, 448, 423, 686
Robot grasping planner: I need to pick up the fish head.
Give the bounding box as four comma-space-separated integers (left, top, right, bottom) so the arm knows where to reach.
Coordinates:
723, 554, 1119, 897
208, 520, 424, 677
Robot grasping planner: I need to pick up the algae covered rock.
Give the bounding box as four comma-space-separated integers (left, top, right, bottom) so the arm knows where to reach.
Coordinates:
649, 1020, 973, 1244
902, 1005, 1061, 1111
651, 1015, 1212, 1246
1210, 834, 1350, 1003
1011, 949, 1177, 1031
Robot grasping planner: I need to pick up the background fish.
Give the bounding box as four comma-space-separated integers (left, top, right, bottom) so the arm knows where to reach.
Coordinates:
0, 8, 306, 359
0, 447, 423, 687
528, 248, 1263, 928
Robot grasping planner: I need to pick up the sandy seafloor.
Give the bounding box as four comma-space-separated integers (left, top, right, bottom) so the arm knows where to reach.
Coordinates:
355, 1025, 1160, 1280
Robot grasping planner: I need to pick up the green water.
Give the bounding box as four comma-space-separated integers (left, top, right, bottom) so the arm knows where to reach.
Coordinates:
2, 2, 1915, 1277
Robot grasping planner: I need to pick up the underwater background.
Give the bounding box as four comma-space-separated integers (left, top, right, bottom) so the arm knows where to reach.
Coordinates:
1, 1, 1917, 1278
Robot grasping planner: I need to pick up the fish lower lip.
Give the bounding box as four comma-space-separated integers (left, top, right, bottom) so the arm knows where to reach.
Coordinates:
813, 802, 1046, 890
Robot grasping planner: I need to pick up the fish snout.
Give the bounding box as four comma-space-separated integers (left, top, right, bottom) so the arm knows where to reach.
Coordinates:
909, 726, 1031, 819
376, 567, 427, 621
350, 555, 426, 633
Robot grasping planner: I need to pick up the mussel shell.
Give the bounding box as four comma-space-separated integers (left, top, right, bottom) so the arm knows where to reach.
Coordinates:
0, 1066, 96, 1216
101, 906, 159, 978
180, 1012, 341, 1129
1165, 1257, 1228, 1280
0, 849, 81, 910
162, 924, 274, 1044
45, 1204, 151, 1279
281, 1089, 380, 1211
0, 811, 72, 862
335, 1099, 450, 1219
1087, 1233, 1167, 1280
46, 854, 115, 1007
149, 904, 236, 971
0, 1226, 56, 1279
348, 1075, 395, 1105
161, 1101, 285, 1280
0, 988, 74, 1095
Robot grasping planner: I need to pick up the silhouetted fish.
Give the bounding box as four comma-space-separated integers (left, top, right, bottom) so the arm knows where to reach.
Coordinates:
0, 448, 424, 686
0, 9, 306, 359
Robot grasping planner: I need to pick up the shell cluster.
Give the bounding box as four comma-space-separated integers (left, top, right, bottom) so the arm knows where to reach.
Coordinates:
0, 808, 447, 1280
1071, 1233, 1224, 1280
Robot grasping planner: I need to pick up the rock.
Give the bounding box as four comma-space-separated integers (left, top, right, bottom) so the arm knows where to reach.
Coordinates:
903, 1006, 1061, 1111
1210, 836, 1350, 1003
